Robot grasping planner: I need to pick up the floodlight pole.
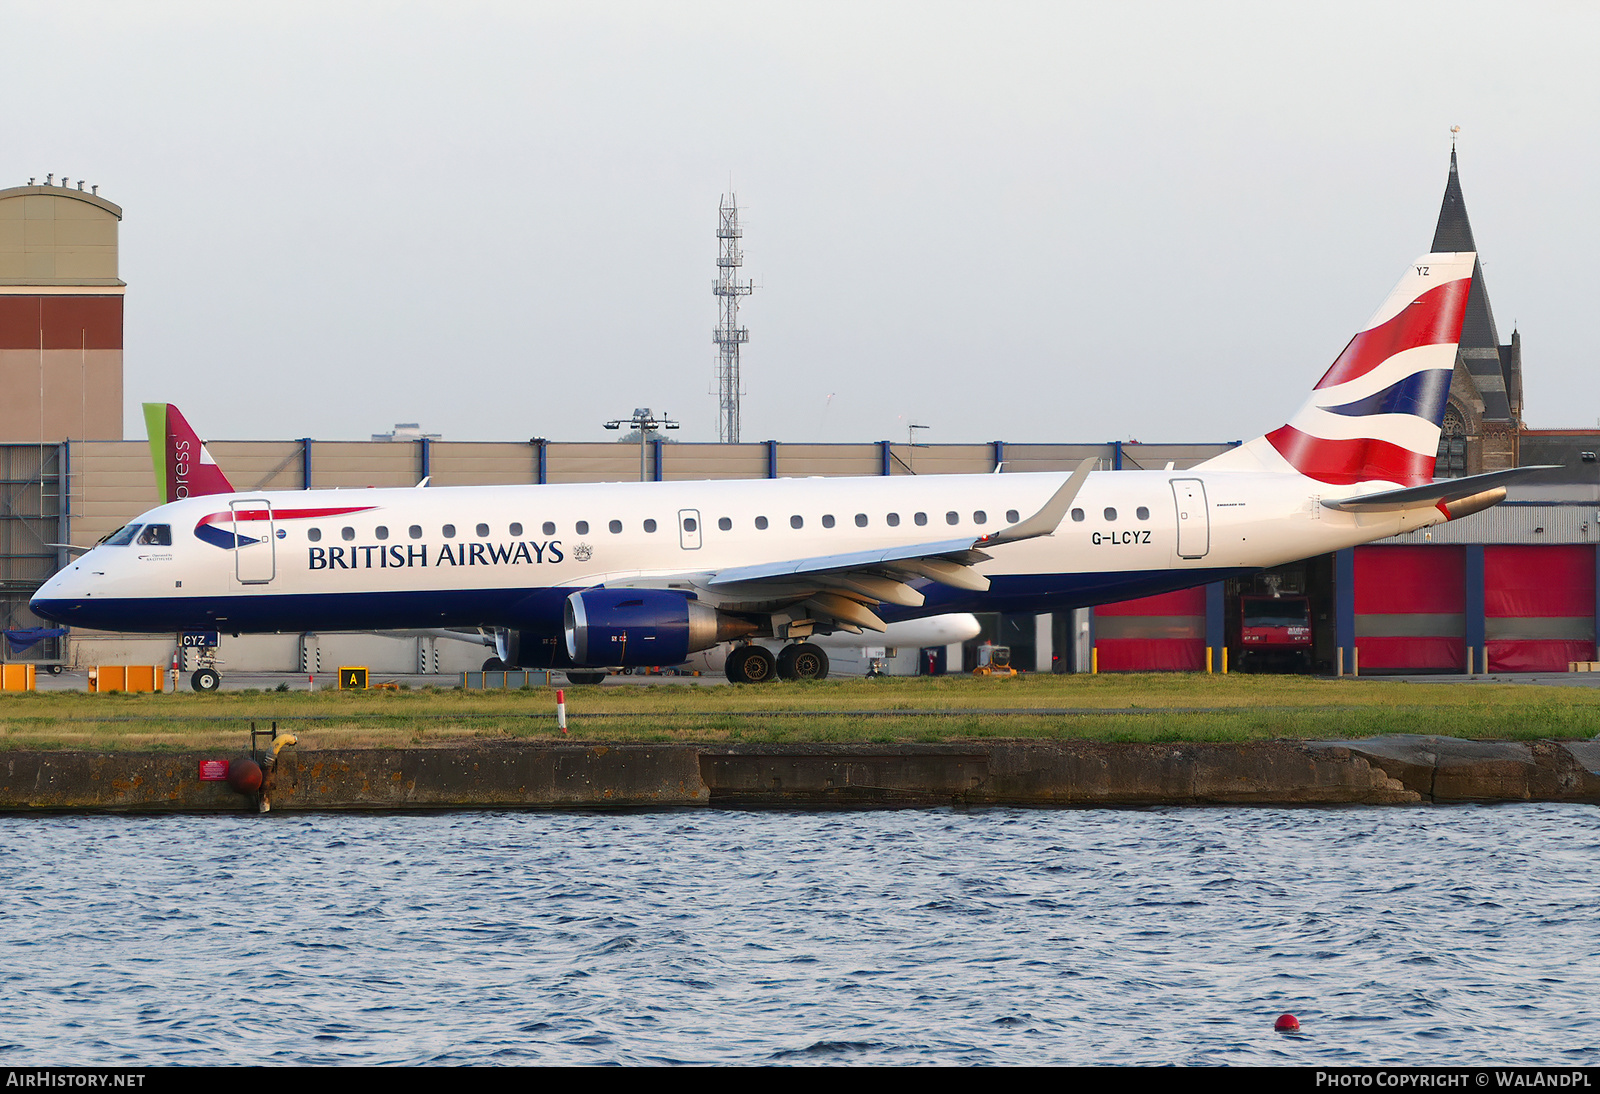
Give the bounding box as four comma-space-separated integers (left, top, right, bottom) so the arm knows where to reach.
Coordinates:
603, 407, 679, 482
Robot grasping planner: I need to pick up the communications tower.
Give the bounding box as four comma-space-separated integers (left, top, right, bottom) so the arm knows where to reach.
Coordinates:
713, 193, 753, 443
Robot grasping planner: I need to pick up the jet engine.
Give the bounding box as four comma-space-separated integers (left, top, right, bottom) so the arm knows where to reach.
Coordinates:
564, 589, 755, 667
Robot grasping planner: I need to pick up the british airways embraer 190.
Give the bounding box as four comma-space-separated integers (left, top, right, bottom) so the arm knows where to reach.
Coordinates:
33, 251, 1535, 686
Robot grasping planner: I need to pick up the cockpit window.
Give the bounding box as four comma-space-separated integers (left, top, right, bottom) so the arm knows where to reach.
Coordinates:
103, 524, 142, 546
137, 525, 172, 546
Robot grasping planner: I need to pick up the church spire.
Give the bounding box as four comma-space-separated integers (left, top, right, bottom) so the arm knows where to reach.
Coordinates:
1432, 143, 1477, 252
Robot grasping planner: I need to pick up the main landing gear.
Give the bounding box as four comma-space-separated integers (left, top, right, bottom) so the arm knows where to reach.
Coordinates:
725, 644, 774, 684
725, 643, 829, 683
777, 643, 829, 681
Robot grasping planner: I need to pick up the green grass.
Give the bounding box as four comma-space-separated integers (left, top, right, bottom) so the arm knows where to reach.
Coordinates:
1, 672, 1596, 751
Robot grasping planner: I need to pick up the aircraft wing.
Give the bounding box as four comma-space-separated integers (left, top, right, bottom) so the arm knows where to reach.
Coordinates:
602, 459, 1094, 634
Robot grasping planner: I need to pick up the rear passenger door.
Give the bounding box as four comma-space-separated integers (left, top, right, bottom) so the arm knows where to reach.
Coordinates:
1170, 479, 1209, 559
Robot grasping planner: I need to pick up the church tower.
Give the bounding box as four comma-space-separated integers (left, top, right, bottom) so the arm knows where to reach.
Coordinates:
1430, 148, 1523, 476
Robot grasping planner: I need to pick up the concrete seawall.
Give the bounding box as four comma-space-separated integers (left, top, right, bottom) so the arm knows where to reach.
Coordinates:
2, 736, 1598, 812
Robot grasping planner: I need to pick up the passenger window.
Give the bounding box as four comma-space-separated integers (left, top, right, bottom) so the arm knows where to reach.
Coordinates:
946, 511, 959, 525
755, 516, 768, 530
308, 528, 322, 543
443, 524, 456, 538
886, 513, 900, 527
342, 527, 356, 541
1071, 509, 1085, 522
476, 523, 489, 537
575, 521, 589, 535
822, 514, 835, 529
790, 515, 803, 529
855, 514, 868, 527
608, 520, 622, 534
973, 511, 987, 525
509, 523, 523, 536
718, 517, 732, 531
1104, 508, 1117, 521
914, 512, 927, 526
542, 522, 555, 536
682, 517, 696, 532
1006, 510, 1019, 523
137, 525, 172, 546
375, 526, 389, 541
409, 525, 422, 539
1136, 507, 1150, 521
644, 519, 657, 533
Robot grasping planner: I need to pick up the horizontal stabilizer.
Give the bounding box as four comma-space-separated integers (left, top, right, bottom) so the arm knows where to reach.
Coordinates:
1320, 466, 1559, 512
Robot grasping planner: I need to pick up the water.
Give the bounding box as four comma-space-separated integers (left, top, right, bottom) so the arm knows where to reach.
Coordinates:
2, 805, 1597, 1065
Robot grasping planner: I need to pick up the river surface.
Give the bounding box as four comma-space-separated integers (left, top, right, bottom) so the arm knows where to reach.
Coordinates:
2, 805, 1597, 1066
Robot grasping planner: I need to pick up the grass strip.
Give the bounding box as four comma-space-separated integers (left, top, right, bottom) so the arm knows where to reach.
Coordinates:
1, 673, 1595, 750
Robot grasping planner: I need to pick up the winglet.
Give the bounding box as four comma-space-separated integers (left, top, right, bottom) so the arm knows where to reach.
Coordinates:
979, 458, 1095, 546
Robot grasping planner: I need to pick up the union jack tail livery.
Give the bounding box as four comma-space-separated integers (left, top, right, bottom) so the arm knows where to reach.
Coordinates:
1201, 253, 1475, 489
142, 402, 236, 504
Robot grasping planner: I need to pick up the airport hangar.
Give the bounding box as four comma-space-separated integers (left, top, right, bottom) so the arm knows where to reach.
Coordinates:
2, 156, 1597, 679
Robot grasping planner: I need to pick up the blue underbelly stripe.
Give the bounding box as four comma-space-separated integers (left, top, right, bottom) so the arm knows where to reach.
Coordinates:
32, 567, 1255, 634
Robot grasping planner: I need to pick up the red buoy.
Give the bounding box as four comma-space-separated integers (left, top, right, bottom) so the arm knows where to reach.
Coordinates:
1274, 1013, 1300, 1032
227, 757, 263, 794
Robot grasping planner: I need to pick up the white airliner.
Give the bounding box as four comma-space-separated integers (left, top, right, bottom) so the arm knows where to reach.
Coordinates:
34, 251, 1536, 688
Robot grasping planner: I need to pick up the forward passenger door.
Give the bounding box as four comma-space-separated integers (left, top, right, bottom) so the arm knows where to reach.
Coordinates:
230, 499, 277, 584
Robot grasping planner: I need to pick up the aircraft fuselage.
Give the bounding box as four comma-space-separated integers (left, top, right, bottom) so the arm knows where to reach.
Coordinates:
32, 468, 1445, 637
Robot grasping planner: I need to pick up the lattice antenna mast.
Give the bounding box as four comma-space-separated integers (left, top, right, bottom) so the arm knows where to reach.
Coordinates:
713, 193, 753, 443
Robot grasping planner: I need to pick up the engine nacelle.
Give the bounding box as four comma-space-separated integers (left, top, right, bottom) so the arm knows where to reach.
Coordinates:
500, 624, 579, 670
564, 589, 743, 667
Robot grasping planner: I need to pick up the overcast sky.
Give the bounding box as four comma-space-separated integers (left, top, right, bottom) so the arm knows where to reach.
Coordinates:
8, 1, 1598, 446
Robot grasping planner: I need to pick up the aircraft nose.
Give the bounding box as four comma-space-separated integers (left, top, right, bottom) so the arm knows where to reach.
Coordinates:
29, 566, 86, 624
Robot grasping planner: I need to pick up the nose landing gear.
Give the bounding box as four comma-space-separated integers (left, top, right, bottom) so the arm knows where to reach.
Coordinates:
177, 633, 224, 692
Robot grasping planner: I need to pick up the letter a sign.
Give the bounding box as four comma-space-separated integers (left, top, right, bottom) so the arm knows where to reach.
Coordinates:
339, 666, 369, 690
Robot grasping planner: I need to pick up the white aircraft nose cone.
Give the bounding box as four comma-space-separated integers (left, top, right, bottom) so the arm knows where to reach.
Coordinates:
30, 566, 89, 624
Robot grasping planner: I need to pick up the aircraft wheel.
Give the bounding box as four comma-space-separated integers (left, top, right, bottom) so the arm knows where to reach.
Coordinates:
47, 665, 63, 675
565, 670, 607, 685
191, 668, 221, 692
777, 643, 829, 681
726, 645, 777, 684
482, 656, 507, 671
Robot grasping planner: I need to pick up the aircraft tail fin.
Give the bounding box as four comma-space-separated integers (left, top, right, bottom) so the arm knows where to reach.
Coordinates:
1198, 253, 1476, 488
142, 403, 236, 503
